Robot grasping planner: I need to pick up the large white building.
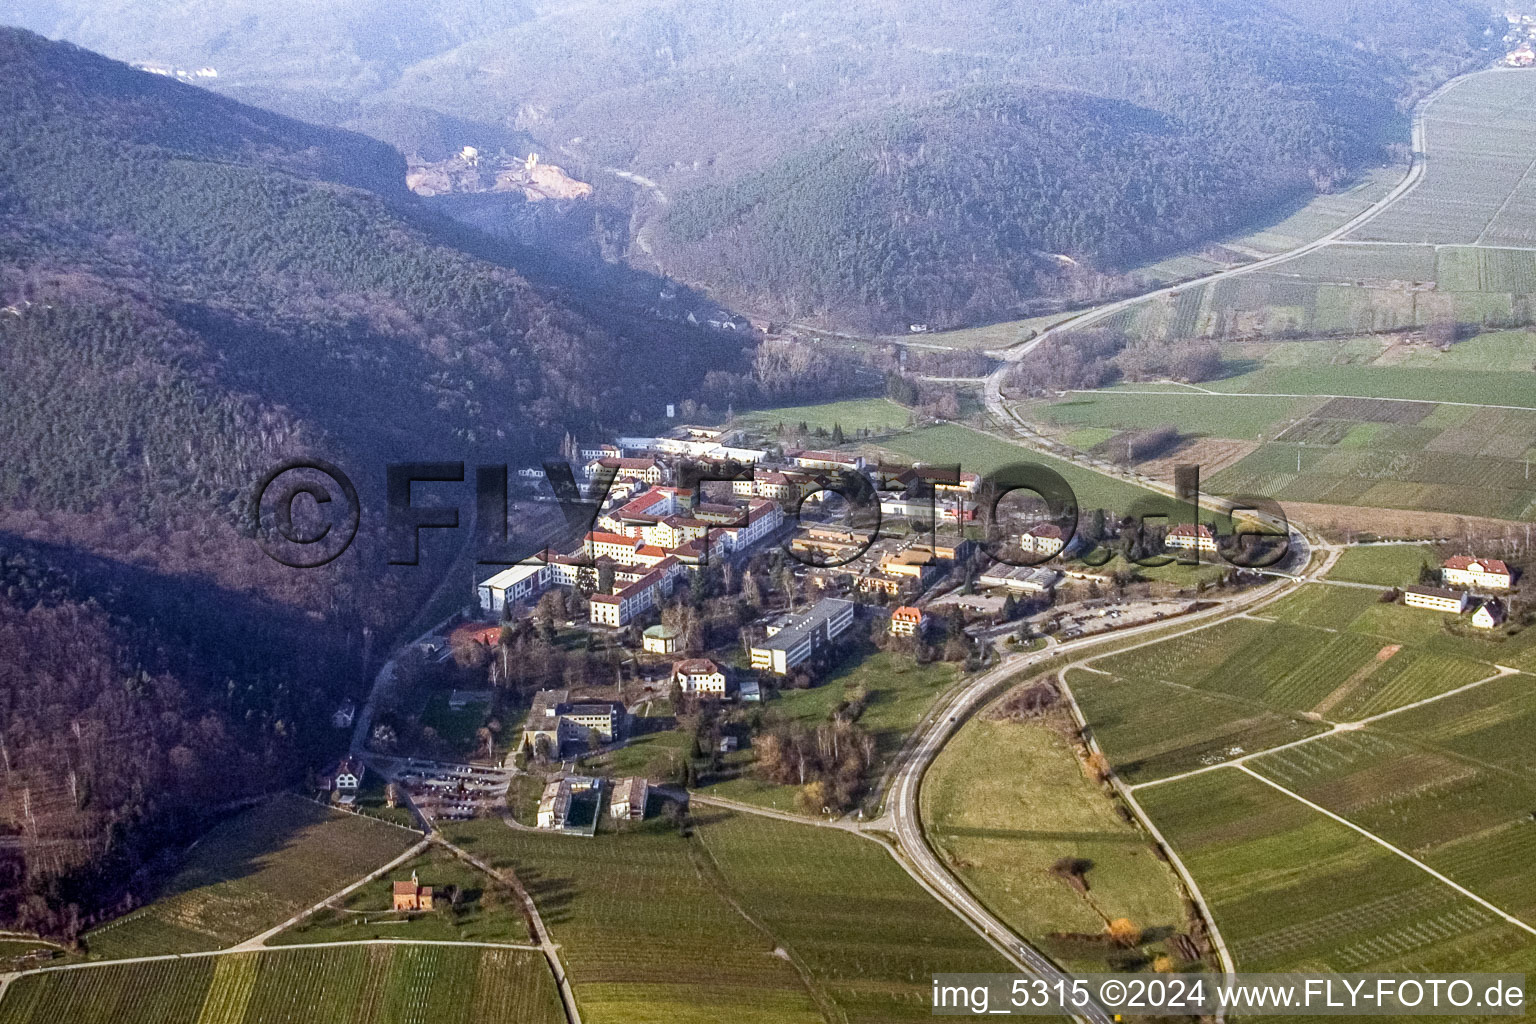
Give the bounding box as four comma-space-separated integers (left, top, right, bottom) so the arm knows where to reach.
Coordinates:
1165, 523, 1218, 554
673, 658, 728, 696
749, 597, 856, 674
477, 563, 551, 615
1441, 557, 1513, 591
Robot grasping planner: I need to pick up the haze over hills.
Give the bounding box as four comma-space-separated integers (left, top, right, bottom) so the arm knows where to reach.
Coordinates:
7, 0, 1500, 329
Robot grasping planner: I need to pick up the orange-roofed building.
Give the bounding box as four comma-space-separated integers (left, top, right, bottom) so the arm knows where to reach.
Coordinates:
889, 606, 927, 637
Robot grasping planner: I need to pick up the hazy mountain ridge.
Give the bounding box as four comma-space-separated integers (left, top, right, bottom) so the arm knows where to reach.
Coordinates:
5, 1, 1497, 329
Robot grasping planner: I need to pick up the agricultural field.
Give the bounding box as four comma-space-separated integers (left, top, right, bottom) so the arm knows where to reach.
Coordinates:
1250, 715, 1536, 924
693, 811, 1016, 1021
1036, 391, 1312, 440
0, 944, 562, 1024
82, 796, 419, 959
1352, 70, 1536, 247
735, 397, 911, 435
270, 846, 530, 945
880, 423, 1161, 516
921, 711, 1197, 974
1027, 329, 1536, 524
1135, 771, 1536, 975
1070, 583, 1514, 782
703, 650, 958, 814
441, 810, 1010, 1024
1326, 544, 1436, 587
439, 817, 824, 1024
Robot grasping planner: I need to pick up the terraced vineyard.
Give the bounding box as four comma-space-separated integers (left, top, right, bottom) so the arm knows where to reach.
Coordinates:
1352, 70, 1536, 246
1073, 583, 1515, 783
0, 945, 562, 1024
82, 796, 419, 959
1136, 772, 1536, 974
695, 813, 1013, 1021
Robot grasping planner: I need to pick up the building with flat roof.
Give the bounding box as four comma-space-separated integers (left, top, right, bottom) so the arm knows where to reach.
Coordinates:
1404, 585, 1468, 614
476, 563, 551, 615
750, 597, 856, 674
978, 564, 1061, 595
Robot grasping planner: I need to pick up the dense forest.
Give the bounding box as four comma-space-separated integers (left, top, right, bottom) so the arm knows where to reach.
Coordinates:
0, 27, 752, 934
0, 538, 359, 940
7, 0, 1496, 328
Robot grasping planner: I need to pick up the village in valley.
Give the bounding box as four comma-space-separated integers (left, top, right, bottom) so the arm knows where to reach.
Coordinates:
313, 419, 1527, 845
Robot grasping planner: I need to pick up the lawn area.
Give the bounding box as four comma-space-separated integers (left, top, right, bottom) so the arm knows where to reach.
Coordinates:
270, 845, 529, 945
82, 795, 420, 959
1041, 391, 1309, 440
736, 397, 911, 435
1136, 771, 1536, 973
921, 710, 1196, 974
880, 423, 1161, 517
0, 944, 562, 1024
1326, 544, 1435, 587
912, 311, 1072, 351
439, 817, 823, 1024
692, 810, 1017, 1022
703, 649, 960, 814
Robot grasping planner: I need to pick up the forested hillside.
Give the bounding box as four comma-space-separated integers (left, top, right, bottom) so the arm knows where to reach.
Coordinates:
6, 0, 1495, 329
0, 27, 741, 937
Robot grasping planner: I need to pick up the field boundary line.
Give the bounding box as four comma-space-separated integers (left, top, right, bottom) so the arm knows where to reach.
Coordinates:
1234, 764, 1536, 939
1127, 666, 1516, 792
1473, 149, 1536, 247
2, 935, 546, 980
437, 838, 583, 1024
1053, 668, 1238, 1011
1062, 385, 1536, 414
233, 837, 432, 951
688, 827, 847, 1024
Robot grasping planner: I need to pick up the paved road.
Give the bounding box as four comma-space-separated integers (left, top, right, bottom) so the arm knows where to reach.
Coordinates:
232, 837, 432, 951
975, 67, 1488, 530
867, 590, 1299, 1024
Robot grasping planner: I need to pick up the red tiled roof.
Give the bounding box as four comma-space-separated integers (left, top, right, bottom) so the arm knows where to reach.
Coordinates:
587, 531, 640, 548
674, 658, 722, 675
891, 606, 924, 622
1444, 556, 1510, 575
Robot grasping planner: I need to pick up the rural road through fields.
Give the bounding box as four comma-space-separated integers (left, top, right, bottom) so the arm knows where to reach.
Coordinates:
977, 66, 1493, 494
870, 584, 1300, 1024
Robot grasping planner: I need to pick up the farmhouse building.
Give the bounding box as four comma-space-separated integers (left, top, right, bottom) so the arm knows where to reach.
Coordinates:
1018, 523, 1069, 557
1404, 585, 1469, 614
323, 758, 366, 803
609, 777, 649, 820
1473, 601, 1507, 629
1441, 557, 1513, 591
1165, 524, 1218, 554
